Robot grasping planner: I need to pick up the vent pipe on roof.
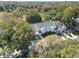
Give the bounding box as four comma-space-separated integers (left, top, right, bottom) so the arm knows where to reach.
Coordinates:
72, 17, 74, 20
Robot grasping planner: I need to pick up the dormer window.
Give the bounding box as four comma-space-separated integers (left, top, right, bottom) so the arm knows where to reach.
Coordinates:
40, 27, 45, 34
50, 26, 55, 32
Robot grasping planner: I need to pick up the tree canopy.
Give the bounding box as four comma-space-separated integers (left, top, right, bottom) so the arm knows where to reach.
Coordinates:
26, 10, 42, 23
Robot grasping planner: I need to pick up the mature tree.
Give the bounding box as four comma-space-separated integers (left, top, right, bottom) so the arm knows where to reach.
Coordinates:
0, 16, 36, 57
0, 20, 14, 57
11, 20, 35, 49
26, 10, 42, 23
28, 35, 79, 58
60, 45, 79, 58
61, 6, 79, 28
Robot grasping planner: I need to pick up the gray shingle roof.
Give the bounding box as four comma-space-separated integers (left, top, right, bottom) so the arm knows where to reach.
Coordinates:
75, 18, 79, 23
31, 21, 64, 33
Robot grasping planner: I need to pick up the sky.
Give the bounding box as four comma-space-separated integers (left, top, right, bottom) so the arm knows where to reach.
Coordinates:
0, 0, 79, 1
